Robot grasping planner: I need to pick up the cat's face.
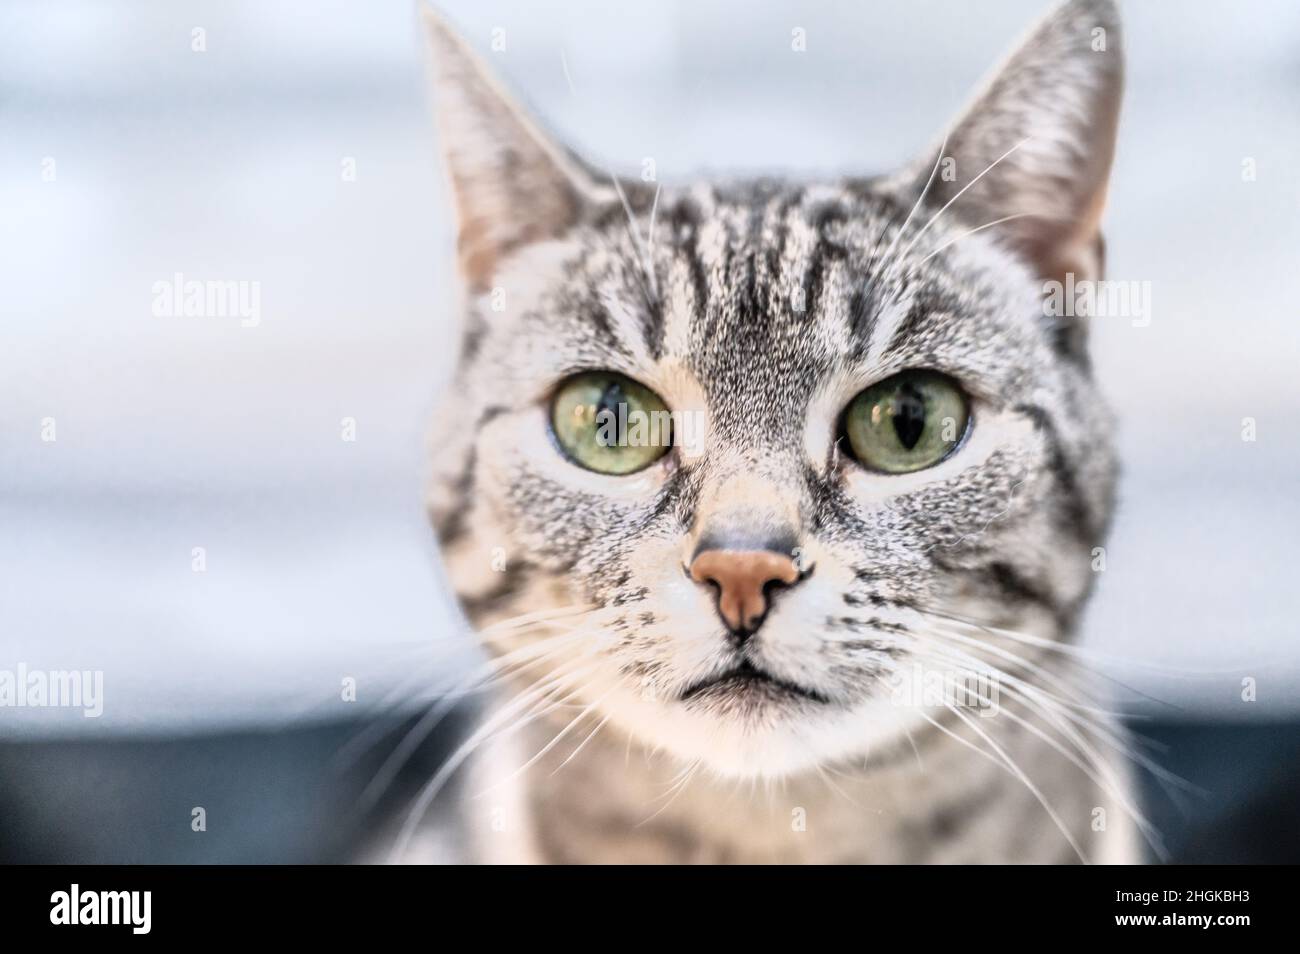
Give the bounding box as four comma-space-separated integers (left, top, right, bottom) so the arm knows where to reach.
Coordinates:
424, 0, 1123, 777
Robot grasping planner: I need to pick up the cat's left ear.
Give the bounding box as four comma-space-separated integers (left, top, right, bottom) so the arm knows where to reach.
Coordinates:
420, 7, 605, 291
910, 0, 1123, 285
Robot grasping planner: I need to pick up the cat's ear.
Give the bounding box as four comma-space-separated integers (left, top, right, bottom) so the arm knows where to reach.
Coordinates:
911, 0, 1122, 284
420, 7, 603, 291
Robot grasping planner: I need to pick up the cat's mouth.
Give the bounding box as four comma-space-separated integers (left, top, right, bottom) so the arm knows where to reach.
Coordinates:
678, 660, 831, 706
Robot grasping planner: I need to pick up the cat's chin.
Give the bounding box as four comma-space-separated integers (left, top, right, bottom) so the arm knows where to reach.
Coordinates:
597, 688, 915, 779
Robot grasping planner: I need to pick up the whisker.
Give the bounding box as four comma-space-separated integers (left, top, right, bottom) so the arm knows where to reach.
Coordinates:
885, 136, 1031, 284
914, 651, 1165, 856
610, 172, 660, 305
916, 602, 1261, 680
940, 699, 1089, 863
637, 758, 702, 827
917, 480, 1026, 554
386, 657, 600, 862
646, 180, 662, 274
334, 626, 589, 772
909, 628, 1197, 798
353, 632, 592, 811
915, 212, 1033, 267
471, 685, 616, 798
815, 763, 868, 811
910, 620, 1112, 712
551, 713, 613, 776
863, 133, 949, 300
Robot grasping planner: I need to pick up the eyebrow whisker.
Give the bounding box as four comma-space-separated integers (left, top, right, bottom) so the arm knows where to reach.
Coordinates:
914, 212, 1034, 267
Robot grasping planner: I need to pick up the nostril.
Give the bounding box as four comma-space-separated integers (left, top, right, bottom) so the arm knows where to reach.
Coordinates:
763, 561, 813, 596
688, 548, 805, 637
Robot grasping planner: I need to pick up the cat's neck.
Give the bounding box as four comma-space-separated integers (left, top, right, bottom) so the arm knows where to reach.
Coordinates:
460, 696, 1138, 864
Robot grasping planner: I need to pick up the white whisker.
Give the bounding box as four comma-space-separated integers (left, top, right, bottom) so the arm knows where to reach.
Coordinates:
884, 136, 1030, 293
915, 212, 1033, 267
387, 657, 599, 862
472, 685, 615, 798
942, 700, 1088, 863
864, 133, 949, 299
552, 713, 612, 776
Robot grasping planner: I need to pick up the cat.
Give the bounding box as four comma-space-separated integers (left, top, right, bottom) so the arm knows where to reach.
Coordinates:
418, 0, 1143, 863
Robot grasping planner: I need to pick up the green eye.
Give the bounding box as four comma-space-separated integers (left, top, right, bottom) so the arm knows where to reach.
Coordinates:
550, 371, 673, 475
843, 370, 970, 473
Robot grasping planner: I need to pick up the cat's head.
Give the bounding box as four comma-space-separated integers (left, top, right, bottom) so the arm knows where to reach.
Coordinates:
424, 0, 1123, 777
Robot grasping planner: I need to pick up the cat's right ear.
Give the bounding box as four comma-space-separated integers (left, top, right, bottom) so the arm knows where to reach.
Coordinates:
904, 0, 1123, 287
420, 7, 603, 291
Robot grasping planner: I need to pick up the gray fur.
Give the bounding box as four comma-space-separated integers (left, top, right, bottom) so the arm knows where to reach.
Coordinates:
417, 0, 1139, 864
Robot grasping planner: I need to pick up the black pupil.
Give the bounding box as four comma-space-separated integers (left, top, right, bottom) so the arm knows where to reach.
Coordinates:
890, 382, 927, 450
596, 382, 624, 422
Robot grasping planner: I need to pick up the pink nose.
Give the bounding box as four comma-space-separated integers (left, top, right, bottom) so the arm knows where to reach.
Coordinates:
689, 549, 801, 636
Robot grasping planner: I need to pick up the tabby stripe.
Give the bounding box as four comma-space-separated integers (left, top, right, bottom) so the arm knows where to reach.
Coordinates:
1013, 402, 1100, 545
801, 204, 849, 321
985, 560, 1071, 631
458, 559, 535, 619
882, 288, 963, 357
669, 197, 709, 331
924, 776, 1006, 841
434, 404, 508, 545
641, 468, 689, 530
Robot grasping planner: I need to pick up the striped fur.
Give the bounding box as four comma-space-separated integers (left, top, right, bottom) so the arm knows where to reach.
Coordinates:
419, 0, 1139, 863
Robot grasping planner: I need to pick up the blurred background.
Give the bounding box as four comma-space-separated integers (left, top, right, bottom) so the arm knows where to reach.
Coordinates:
1, 0, 1297, 862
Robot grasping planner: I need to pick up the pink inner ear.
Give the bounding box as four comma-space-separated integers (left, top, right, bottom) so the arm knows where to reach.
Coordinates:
423, 9, 595, 294
901, 0, 1123, 285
